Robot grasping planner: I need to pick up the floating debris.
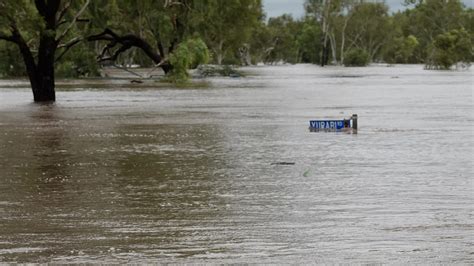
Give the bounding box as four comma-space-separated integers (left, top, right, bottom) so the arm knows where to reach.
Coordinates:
271, 162, 296, 165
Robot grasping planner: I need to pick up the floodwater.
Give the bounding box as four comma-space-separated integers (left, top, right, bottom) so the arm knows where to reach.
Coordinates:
0, 65, 472, 263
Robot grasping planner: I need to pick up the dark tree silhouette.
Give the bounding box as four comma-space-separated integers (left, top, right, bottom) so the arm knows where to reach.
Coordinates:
87, 28, 172, 74
0, 0, 90, 102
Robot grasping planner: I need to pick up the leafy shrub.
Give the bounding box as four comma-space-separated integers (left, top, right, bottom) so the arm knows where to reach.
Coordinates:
344, 48, 370, 67
167, 37, 209, 82
426, 28, 471, 70
56, 43, 100, 78
384, 35, 419, 64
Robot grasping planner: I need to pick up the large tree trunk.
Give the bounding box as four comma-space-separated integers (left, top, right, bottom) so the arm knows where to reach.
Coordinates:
34, 35, 58, 101
14, 34, 40, 99
31, 0, 61, 102
3, 22, 58, 102
1, 0, 90, 102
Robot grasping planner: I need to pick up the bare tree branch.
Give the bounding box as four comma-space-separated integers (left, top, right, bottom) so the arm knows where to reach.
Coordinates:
57, 0, 90, 42
164, 0, 184, 8
56, 0, 73, 24
87, 28, 172, 73
98, 44, 131, 62
6, 20, 38, 77
0, 33, 16, 43
98, 42, 118, 60
55, 37, 83, 62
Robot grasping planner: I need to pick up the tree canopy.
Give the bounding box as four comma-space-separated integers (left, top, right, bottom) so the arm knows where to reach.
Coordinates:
0, 0, 472, 101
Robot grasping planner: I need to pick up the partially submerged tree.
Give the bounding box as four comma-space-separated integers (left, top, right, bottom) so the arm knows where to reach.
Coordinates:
426, 28, 472, 70
0, 0, 211, 101
305, 0, 360, 66
296, 17, 322, 64
191, 0, 263, 65
0, 0, 90, 102
383, 34, 419, 64
86, 0, 193, 70
264, 14, 301, 64
403, 0, 468, 61
343, 48, 369, 66
345, 2, 391, 62
87, 28, 172, 73
86, 0, 209, 81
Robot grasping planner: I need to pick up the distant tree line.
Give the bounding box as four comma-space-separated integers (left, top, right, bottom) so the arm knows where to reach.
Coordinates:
259, 0, 472, 69
0, 0, 472, 101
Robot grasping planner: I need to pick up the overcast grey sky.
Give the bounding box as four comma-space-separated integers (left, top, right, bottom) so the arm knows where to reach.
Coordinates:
263, 0, 473, 18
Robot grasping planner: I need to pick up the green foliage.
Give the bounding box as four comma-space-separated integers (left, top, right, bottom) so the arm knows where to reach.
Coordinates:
427, 28, 472, 70
297, 18, 322, 64
248, 22, 272, 64
0, 43, 26, 77
345, 2, 391, 62
0, 1, 44, 36
191, 0, 263, 65
0, 0, 99, 80
344, 48, 370, 66
1, 0, 473, 81
384, 35, 419, 64
167, 37, 209, 82
265, 14, 301, 64
402, 0, 469, 62
56, 43, 100, 78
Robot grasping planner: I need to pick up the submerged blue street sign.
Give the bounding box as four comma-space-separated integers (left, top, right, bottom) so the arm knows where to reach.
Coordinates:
309, 114, 357, 132
309, 120, 345, 130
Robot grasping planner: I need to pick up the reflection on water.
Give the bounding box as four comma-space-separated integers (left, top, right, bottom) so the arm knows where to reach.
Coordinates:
0, 65, 473, 263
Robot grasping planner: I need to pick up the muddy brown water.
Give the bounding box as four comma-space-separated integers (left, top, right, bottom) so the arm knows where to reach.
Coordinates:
0, 65, 472, 263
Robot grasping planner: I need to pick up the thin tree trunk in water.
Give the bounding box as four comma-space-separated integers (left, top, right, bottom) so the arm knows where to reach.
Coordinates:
340, 35, 345, 65
329, 31, 338, 65
320, 0, 331, 67
340, 15, 350, 65
217, 40, 224, 65
323, 39, 330, 66
320, 26, 327, 66
321, 33, 329, 66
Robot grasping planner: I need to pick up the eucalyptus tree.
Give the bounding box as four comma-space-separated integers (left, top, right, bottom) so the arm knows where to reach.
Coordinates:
426, 28, 471, 69
296, 17, 322, 64
247, 21, 273, 64
345, 2, 391, 62
305, 0, 336, 66
190, 0, 263, 65
86, 0, 195, 73
0, 0, 90, 102
305, 0, 360, 65
403, 0, 470, 63
264, 14, 301, 64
